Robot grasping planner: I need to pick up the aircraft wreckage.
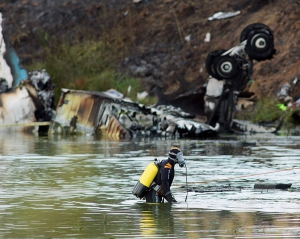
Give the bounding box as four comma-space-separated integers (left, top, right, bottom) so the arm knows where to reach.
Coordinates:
47, 86, 282, 138
48, 22, 282, 138
0, 13, 54, 133
48, 89, 219, 139
0, 12, 283, 137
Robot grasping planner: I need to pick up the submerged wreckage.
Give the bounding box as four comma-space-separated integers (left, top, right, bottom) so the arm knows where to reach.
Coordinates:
48, 89, 218, 139
0, 12, 283, 137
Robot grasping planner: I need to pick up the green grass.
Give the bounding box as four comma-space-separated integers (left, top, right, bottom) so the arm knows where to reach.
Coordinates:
251, 97, 283, 123
235, 96, 300, 130
251, 97, 300, 129
26, 37, 157, 106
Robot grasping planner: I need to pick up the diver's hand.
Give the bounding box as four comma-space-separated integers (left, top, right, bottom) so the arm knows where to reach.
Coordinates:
165, 193, 177, 203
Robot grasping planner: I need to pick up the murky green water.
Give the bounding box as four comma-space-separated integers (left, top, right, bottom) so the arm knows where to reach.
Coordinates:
1, 133, 300, 238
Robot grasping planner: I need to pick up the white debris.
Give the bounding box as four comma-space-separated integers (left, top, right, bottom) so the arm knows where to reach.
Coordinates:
277, 82, 291, 100
208, 11, 241, 21
127, 85, 131, 96
0, 13, 13, 89
137, 91, 148, 101
293, 77, 299, 85
206, 77, 224, 97
30, 69, 51, 89
204, 32, 211, 42
184, 35, 191, 42
105, 89, 124, 99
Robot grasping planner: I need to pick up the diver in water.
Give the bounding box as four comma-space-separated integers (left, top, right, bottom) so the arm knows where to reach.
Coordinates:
144, 147, 186, 203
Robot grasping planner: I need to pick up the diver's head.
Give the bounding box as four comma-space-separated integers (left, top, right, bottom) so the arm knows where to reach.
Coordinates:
168, 147, 185, 167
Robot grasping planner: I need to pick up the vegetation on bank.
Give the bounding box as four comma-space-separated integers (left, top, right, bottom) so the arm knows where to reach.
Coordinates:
25, 34, 158, 106
235, 96, 299, 130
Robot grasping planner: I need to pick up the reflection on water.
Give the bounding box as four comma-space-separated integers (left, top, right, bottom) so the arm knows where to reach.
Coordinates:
0, 133, 300, 238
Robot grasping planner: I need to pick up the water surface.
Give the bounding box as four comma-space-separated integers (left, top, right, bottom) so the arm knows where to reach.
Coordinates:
0, 133, 300, 238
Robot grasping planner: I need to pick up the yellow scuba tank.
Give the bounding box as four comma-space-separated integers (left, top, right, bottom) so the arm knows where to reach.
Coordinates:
132, 162, 159, 199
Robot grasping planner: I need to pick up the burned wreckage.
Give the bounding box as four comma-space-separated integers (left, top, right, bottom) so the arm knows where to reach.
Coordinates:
0, 13, 54, 132
48, 89, 218, 139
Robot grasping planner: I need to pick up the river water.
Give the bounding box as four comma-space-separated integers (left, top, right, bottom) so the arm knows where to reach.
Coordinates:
0, 132, 300, 238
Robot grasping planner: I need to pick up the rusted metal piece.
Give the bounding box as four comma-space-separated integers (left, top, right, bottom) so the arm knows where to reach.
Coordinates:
49, 89, 218, 139
106, 115, 131, 140
49, 89, 139, 136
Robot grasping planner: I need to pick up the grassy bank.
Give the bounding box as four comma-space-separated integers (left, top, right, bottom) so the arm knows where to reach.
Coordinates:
235, 96, 299, 130
25, 36, 157, 106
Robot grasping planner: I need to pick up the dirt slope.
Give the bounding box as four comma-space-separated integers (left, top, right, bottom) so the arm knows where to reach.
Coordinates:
1, 0, 300, 115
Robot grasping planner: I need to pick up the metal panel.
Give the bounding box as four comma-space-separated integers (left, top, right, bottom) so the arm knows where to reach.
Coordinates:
77, 96, 94, 126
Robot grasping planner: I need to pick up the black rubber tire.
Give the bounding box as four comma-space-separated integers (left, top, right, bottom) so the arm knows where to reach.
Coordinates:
205, 49, 226, 79
214, 55, 239, 80
240, 23, 273, 42
245, 31, 275, 61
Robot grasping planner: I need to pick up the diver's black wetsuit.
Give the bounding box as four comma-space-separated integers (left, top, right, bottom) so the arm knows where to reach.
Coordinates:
145, 159, 176, 203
